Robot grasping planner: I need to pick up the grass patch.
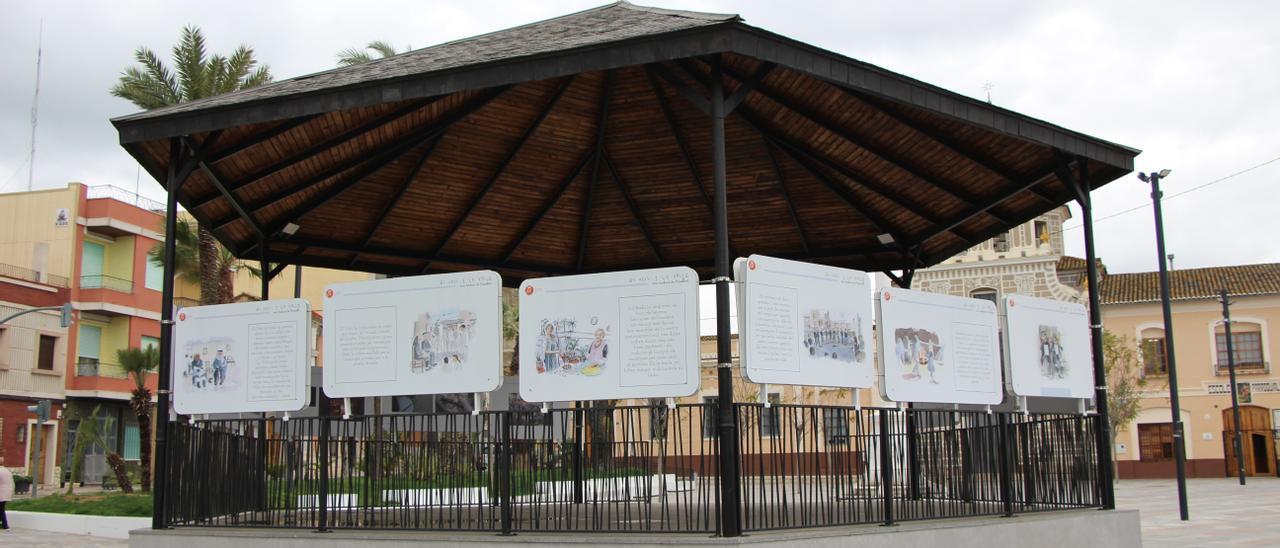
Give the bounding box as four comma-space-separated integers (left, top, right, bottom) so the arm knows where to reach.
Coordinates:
8, 493, 153, 517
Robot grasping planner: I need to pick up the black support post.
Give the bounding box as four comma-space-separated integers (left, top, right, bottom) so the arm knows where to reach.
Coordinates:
573, 401, 585, 504
154, 137, 188, 530
879, 410, 895, 526
1064, 157, 1117, 510
710, 57, 742, 538
999, 413, 1015, 517
500, 411, 514, 535
317, 409, 330, 532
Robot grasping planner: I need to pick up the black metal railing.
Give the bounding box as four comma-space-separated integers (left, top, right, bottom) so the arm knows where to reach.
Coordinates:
80, 274, 134, 293
163, 404, 1101, 533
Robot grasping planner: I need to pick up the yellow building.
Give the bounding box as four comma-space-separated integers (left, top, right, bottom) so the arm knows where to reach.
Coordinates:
1101, 263, 1280, 478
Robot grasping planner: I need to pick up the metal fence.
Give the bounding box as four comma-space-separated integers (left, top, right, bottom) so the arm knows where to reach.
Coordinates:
163, 404, 1101, 534
87, 184, 166, 212
80, 274, 134, 293
0, 261, 69, 287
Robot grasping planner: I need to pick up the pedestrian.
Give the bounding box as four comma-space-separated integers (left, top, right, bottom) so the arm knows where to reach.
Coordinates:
0, 461, 13, 530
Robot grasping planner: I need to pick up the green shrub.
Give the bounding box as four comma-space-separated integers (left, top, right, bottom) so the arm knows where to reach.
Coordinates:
8, 493, 152, 517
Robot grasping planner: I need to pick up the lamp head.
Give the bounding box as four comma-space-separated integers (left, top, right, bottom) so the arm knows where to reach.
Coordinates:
1158, 168, 1172, 178
1137, 172, 1150, 182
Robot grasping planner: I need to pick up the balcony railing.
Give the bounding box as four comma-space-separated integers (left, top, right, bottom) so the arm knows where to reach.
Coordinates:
76, 358, 130, 379
0, 262, 69, 287
87, 185, 166, 212
80, 274, 134, 294
1216, 361, 1269, 375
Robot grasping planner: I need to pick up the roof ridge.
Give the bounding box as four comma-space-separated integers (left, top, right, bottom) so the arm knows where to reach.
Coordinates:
616, 1, 741, 22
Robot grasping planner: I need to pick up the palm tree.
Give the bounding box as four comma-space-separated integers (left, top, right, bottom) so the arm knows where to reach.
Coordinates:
147, 216, 262, 304
117, 346, 159, 493
112, 25, 272, 305
336, 40, 407, 66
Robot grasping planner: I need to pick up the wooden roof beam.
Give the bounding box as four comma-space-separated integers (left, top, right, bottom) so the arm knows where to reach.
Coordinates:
419, 76, 576, 274
843, 90, 1058, 204
500, 147, 597, 264
205, 114, 322, 165
716, 63, 1018, 229
644, 65, 713, 210
762, 139, 811, 253
188, 97, 442, 211
602, 150, 665, 265
347, 136, 444, 266
577, 70, 614, 273
219, 88, 509, 236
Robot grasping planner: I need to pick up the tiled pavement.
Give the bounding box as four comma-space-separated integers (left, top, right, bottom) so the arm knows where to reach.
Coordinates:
1116, 477, 1280, 546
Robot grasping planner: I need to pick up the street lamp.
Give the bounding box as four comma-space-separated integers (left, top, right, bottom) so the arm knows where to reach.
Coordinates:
1138, 168, 1189, 521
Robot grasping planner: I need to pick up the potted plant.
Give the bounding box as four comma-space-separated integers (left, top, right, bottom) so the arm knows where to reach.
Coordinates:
13, 474, 33, 494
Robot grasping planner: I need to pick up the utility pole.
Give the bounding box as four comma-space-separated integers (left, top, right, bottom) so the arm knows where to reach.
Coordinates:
1219, 289, 1246, 485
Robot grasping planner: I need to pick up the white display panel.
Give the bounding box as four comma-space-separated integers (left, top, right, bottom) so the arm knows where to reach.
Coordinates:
518, 267, 700, 402
173, 299, 311, 414
1002, 294, 1092, 398
875, 287, 1003, 405
736, 255, 874, 388
322, 271, 503, 398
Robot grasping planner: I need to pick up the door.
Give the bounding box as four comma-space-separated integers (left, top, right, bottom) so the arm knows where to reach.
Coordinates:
81, 241, 104, 284
1223, 406, 1275, 476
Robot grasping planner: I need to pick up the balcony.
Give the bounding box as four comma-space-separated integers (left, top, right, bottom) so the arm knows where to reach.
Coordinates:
80, 274, 134, 294
0, 262, 69, 288
76, 358, 130, 379
1216, 361, 1269, 376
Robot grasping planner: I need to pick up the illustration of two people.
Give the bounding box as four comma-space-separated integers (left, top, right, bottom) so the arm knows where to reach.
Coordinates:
187, 349, 229, 389
535, 321, 607, 375
895, 328, 942, 384
1040, 330, 1066, 379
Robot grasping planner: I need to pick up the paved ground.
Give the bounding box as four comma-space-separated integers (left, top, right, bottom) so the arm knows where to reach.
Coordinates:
1116, 477, 1280, 546
1, 527, 127, 547
4, 478, 1275, 546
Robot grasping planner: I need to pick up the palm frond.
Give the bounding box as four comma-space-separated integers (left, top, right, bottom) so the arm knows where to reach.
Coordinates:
111, 67, 180, 110
149, 216, 202, 285
134, 47, 180, 102
175, 25, 209, 101
367, 40, 400, 59
239, 64, 273, 89
224, 45, 256, 86
116, 346, 159, 393
336, 48, 373, 66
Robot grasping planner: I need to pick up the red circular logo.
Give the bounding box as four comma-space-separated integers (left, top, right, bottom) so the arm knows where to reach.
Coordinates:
883, 292, 891, 301
325, 288, 334, 298
178, 312, 186, 321
1009, 299, 1015, 307
524, 286, 534, 295
748, 259, 757, 271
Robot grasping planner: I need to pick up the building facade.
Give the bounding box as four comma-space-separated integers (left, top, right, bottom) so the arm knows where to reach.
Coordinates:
1101, 263, 1280, 478
914, 206, 1090, 304
0, 268, 70, 483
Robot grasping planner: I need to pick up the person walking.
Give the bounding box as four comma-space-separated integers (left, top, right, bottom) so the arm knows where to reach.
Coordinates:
0, 462, 14, 530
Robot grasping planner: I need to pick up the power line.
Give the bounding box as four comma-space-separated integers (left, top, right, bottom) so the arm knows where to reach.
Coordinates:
1060, 152, 1280, 233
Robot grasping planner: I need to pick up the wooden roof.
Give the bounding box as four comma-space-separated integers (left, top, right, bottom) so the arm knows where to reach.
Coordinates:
112, 1, 1140, 285
1100, 263, 1280, 305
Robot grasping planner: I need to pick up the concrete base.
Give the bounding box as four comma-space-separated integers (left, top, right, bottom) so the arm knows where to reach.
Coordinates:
9, 510, 150, 539
131, 509, 1141, 548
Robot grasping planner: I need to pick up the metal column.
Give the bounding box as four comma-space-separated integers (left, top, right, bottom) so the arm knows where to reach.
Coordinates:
154, 138, 189, 529
710, 57, 742, 538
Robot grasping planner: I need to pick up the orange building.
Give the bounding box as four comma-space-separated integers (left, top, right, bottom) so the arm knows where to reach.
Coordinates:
1101, 263, 1280, 478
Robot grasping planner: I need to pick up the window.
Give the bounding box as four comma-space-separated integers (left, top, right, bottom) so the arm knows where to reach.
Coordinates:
760, 393, 781, 437
1141, 331, 1168, 376
144, 257, 164, 291
123, 423, 141, 460
1034, 221, 1049, 247
970, 288, 998, 304
824, 408, 850, 445
992, 232, 1010, 253
78, 324, 102, 375
1137, 423, 1175, 462
141, 336, 160, 352
702, 397, 719, 438
1216, 324, 1265, 372
38, 335, 58, 371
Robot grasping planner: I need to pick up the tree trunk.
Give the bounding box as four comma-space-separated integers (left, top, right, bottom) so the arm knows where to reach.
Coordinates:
131, 390, 154, 493
106, 451, 134, 493
197, 223, 221, 305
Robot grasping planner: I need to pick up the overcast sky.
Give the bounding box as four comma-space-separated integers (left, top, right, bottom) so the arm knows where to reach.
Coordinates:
2, 1, 1277, 275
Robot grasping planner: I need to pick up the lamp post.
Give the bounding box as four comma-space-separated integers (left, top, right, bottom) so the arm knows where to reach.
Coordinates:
1138, 168, 1189, 521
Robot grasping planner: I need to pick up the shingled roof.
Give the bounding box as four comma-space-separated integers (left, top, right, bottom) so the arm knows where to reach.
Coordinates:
1100, 263, 1280, 304
111, 1, 1140, 284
